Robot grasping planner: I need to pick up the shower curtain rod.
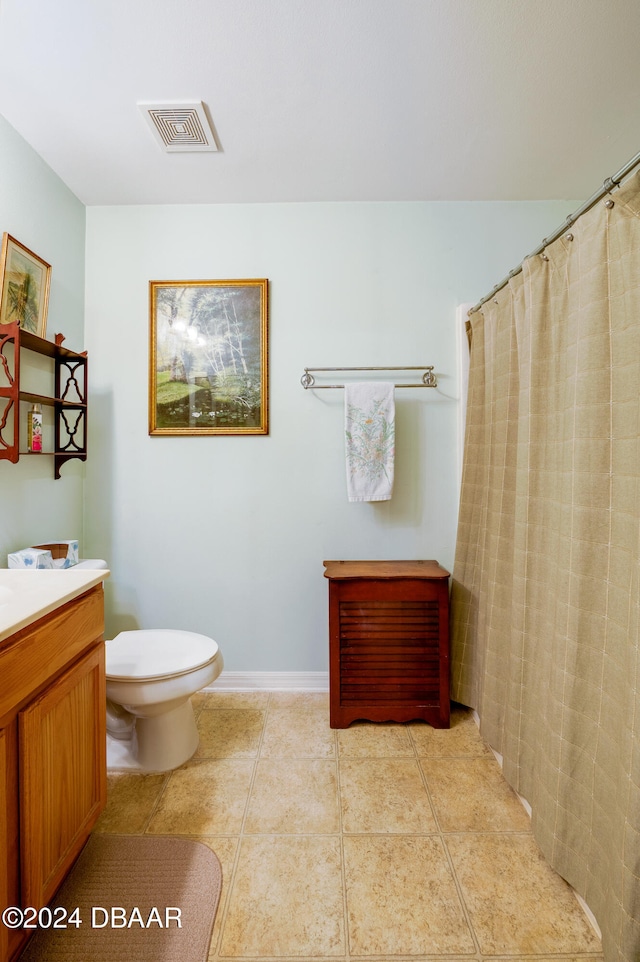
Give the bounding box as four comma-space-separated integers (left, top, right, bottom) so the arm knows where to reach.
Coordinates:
469, 147, 640, 315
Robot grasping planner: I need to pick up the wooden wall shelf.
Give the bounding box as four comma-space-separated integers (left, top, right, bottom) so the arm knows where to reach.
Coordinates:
0, 322, 88, 478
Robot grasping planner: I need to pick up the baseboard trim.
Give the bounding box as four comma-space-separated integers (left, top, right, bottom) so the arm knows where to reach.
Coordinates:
205, 671, 329, 692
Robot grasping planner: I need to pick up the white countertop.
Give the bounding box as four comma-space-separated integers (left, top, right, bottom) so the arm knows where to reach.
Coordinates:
0, 568, 110, 643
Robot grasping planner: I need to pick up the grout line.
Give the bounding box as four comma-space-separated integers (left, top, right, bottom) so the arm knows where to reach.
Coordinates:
438, 832, 483, 958
141, 771, 171, 834
411, 731, 483, 958
211, 695, 269, 956
334, 729, 351, 962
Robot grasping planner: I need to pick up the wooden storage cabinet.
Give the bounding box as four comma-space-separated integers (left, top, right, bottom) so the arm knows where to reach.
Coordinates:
324, 560, 451, 729
0, 585, 106, 962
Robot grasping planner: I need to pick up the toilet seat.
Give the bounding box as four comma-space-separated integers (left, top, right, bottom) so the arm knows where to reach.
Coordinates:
106, 629, 219, 682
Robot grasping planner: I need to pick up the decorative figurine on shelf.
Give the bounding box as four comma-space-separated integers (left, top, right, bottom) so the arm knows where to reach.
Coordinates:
27, 403, 42, 452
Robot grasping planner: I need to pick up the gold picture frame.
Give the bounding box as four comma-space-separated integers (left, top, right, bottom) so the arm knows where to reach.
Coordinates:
0, 233, 51, 337
149, 278, 269, 436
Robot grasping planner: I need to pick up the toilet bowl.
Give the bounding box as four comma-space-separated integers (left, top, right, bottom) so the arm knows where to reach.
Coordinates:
105, 628, 223, 772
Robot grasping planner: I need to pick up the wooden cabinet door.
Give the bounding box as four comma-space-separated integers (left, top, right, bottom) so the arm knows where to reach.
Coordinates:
1, 718, 31, 962
0, 727, 8, 962
19, 643, 106, 908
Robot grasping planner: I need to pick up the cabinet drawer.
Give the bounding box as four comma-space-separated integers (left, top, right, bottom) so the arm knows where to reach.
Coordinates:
0, 586, 103, 722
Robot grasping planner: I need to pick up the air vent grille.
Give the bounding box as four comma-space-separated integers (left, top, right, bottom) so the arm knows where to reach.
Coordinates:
139, 101, 218, 153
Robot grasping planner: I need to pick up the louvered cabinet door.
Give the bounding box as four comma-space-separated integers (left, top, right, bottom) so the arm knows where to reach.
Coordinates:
324, 561, 450, 729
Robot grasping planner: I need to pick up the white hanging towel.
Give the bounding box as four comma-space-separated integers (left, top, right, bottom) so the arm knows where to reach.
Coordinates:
344, 381, 395, 501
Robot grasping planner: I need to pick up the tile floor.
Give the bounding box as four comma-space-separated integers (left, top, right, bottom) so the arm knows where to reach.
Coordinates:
94, 692, 604, 962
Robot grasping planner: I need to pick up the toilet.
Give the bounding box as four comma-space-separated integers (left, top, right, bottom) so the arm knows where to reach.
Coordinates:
105, 628, 223, 772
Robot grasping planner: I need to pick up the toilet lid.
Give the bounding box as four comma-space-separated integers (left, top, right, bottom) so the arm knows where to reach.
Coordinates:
106, 629, 219, 681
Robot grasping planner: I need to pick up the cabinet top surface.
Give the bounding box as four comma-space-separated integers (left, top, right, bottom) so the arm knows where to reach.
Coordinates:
0, 569, 109, 643
323, 560, 450, 580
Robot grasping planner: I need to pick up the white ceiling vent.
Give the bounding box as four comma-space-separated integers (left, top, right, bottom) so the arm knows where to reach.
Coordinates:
139, 101, 219, 152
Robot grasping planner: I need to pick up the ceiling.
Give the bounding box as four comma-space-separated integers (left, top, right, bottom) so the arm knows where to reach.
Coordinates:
0, 0, 639, 207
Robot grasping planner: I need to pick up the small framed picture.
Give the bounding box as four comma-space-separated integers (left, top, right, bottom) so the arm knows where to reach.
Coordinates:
0, 234, 51, 338
149, 278, 269, 436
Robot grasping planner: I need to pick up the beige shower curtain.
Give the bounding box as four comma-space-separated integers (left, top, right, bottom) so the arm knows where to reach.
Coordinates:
451, 171, 640, 962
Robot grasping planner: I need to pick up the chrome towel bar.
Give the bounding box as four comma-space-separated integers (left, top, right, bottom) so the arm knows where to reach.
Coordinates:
300, 366, 437, 389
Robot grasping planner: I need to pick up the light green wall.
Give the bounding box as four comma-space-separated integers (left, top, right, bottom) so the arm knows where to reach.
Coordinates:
0, 110, 577, 669
84, 199, 575, 671
0, 115, 86, 565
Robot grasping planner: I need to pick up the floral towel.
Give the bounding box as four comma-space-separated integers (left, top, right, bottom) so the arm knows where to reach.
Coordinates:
344, 382, 395, 501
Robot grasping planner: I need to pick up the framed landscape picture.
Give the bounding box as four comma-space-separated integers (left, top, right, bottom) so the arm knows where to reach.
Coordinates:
0, 234, 51, 337
149, 278, 269, 436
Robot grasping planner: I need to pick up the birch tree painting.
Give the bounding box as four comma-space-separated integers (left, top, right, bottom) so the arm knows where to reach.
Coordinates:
149, 279, 268, 435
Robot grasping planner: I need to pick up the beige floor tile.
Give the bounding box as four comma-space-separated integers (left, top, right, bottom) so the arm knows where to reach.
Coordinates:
195, 836, 238, 958
421, 756, 532, 832
193, 690, 271, 711
336, 720, 414, 757
195, 708, 265, 757
339, 757, 437, 833
219, 835, 345, 957
484, 958, 603, 962
409, 703, 492, 756
268, 691, 330, 709
343, 835, 475, 955
446, 833, 602, 955
146, 758, 254, 835
102, 700, 605, 962
93, 772, 167, 834
245, 758, 340, 834
260, 708, 336, 757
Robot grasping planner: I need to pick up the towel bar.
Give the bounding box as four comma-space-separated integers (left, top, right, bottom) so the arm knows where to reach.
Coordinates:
300, 366, 437, 389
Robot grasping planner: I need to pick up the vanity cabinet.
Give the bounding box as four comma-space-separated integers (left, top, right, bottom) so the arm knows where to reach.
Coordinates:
0, 320, 88, 479
324, 560, 451, 729
0, 584, 106, 962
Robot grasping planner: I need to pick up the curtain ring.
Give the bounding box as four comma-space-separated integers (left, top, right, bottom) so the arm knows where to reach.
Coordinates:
565, 232, 574, 241
540, 253, 549, 261
604, 199, 615, 209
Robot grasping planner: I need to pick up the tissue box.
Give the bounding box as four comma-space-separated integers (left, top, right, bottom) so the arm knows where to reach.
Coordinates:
8, 547, 55, 569
32, 540, 79, 568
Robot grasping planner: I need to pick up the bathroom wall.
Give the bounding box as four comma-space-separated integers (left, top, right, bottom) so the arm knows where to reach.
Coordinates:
0, 115, 86, 565
84, 199, 576, 673
0, 111, 575, 675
